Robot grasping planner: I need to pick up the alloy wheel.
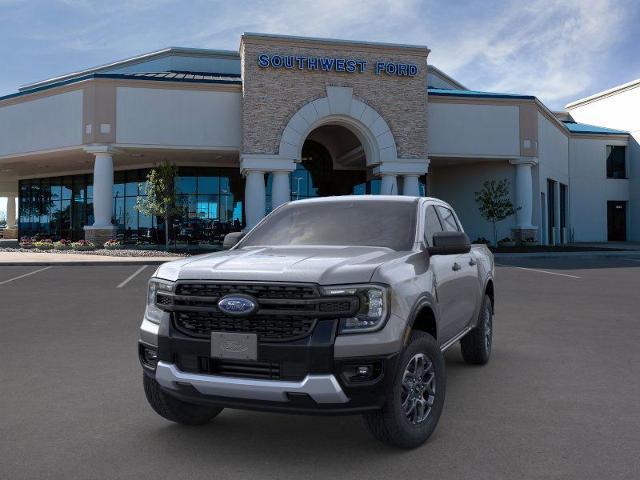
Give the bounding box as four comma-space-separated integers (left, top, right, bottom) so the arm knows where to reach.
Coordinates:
400, 353, 436, 424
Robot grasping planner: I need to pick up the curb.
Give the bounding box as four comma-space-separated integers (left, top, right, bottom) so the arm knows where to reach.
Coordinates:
0, 260, 174, 266
494, 251, 640, 260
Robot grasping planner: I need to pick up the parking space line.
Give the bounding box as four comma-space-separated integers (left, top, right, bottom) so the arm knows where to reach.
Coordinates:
496, 264, 581, 279
116, 265, 148, 289
0, 266, 52, 286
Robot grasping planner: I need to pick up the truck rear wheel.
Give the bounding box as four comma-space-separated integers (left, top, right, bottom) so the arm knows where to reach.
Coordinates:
460, 294, 493, 365
143, 374, 223, 425
363, 331, 445, 448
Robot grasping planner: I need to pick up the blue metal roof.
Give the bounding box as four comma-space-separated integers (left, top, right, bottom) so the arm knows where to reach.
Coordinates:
427, 87, 535, 100
0, 71, 242, 102
562, 121, 628, 135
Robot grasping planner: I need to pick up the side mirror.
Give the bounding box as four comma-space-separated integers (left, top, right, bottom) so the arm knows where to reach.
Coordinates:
223, 231, 246, 250
427, 231, 471, 255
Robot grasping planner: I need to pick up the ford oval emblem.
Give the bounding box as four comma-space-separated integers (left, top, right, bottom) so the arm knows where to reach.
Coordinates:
217, 295, 258, 316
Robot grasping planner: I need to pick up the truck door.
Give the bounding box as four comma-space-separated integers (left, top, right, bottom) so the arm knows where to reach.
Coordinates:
424, 204, 462, 346
433, 205, 480, 340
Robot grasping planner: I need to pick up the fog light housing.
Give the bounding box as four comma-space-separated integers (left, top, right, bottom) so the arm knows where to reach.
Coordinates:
139, 344, 158, 369
342, 362, 382, 383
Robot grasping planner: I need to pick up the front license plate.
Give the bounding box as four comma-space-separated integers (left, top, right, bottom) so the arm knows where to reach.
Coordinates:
211, 332, 258, 361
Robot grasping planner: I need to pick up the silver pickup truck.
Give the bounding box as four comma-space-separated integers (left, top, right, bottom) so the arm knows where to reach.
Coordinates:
139, 196, 495, 448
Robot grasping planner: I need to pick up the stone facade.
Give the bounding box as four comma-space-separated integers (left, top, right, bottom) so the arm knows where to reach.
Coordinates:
240, 34, 429, 160
1, 228, 18, 239
84, 226, 117, 247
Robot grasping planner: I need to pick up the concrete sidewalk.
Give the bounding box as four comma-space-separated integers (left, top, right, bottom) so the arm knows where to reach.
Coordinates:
0, 251, 185, 266
495, 250, 640, 260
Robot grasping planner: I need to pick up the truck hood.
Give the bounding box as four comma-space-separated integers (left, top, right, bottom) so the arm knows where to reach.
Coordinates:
155, 246, 406, 285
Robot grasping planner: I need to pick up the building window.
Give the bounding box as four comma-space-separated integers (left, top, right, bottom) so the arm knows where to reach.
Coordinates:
606, 145, 626, 179
18, 167, 244, 246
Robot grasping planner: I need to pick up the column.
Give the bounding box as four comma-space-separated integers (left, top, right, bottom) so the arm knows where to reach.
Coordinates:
92, 152, 115, 227
510, 158, 538, 242
402, 175, 421, 196
271, 171, 291, 209
380, 174, 398, 195
83, 146, 117, 245
6, 195, 17, 228
244, 170, 266, 229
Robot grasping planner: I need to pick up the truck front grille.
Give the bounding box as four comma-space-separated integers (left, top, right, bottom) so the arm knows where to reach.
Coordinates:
174, 311, 316, 341
175, 282, 318, 300
175, 354, 282, 380
162, 282, 358, 342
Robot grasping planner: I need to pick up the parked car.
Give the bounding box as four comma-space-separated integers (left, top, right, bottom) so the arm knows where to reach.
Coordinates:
139, 196, 495, 448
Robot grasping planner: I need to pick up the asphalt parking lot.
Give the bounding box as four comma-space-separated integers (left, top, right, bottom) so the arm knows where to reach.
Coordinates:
1, 256, 639, 479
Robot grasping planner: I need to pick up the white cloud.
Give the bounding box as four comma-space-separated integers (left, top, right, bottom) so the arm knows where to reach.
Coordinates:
427, 0, 628, 107
2, 0, 635, 109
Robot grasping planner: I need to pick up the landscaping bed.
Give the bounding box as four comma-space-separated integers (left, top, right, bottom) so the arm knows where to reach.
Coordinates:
0, 247, 187, 257
488, 245, 622, 253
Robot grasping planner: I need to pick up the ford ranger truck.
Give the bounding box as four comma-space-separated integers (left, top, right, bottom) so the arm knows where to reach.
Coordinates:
139, 196, 495, 448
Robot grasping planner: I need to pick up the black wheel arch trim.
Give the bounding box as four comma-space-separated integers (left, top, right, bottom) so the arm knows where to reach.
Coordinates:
403, 294, 440, 346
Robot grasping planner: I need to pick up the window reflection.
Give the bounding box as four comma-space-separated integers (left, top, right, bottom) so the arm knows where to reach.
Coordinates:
18, 167, 244, 247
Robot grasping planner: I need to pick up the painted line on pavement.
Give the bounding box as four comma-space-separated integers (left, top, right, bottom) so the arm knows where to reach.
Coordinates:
0, 266, 52, 286
117, 265, 149, 289
496, 263, 581, 279
623, 258, 640, 263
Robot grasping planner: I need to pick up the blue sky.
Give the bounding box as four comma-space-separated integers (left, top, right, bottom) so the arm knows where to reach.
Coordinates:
0, 0, 639, 109
1, 0, 640, 215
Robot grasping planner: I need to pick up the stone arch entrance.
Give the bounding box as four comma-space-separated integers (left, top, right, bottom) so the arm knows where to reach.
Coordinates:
240, 86, 429, 228
278, 86, 398, 167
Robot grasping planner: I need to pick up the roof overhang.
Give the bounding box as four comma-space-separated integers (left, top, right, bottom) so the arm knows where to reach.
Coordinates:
19, 47, 240, 93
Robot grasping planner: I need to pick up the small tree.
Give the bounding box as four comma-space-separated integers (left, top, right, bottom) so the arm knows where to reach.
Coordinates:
136, 161, 181, 249
474, 179, 519, 246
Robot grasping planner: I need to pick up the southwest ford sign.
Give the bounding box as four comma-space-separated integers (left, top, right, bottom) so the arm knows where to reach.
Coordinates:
257, 54, 418, 77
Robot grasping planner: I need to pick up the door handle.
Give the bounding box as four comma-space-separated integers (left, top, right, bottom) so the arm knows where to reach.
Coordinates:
469, 257, 477, 266
452, 262, 461, 271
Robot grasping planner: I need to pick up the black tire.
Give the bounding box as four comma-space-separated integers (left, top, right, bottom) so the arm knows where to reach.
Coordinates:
460, 294, 493, 365
363, 331, 446, 449
143, 374, 223, 425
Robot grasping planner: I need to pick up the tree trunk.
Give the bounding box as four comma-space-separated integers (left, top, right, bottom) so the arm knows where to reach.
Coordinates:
164, 214, 169, 250
492, 221, 498, 246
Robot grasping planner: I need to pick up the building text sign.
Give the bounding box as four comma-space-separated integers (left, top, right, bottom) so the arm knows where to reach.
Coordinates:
257, 53, 418, 77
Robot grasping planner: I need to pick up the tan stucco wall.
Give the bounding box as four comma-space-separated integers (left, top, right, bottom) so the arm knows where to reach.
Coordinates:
240, 35, 429, 160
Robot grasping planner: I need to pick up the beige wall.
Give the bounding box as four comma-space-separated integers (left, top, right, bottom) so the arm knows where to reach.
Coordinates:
427, 102, 520, 157
0, 90, 83, 157
115, 86, 242, 148
240, 35, 428, 159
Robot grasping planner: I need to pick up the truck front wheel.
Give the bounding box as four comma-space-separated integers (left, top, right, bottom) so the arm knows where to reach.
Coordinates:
363, 331, 446, 448
143, 374, 223, 425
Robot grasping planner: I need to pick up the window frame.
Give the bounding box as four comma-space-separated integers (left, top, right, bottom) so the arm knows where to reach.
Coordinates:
606, 145, 627, 179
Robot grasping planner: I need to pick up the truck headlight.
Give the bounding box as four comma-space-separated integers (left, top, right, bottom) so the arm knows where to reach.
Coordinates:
322, 285, 389, 334
145, 278, 174, 324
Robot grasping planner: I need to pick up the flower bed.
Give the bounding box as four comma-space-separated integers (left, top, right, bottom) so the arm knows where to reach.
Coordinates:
54, 239, 73, 250
71, 240, 96, 251
103, 239, 123, 250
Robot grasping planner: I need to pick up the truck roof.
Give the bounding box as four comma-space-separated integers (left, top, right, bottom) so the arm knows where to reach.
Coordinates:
288, 195, 422, 204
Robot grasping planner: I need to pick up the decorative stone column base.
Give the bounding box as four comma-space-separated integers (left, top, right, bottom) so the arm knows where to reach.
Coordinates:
84, 226, 117, 246
2, 227, 18, 240
511, 227, 538, 243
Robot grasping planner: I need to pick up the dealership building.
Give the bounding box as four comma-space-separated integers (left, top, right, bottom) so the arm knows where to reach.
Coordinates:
0, 33, 637, 246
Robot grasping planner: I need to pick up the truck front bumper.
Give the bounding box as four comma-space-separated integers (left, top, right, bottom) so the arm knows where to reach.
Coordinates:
156, 361, 348, 403
140, 317, 400, 415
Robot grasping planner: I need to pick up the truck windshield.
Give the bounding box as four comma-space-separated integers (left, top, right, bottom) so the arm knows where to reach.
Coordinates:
239, 200, 417, 251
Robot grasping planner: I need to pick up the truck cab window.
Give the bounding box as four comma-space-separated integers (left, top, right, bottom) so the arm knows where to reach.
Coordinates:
425, 205, 444, 246
436, 206, 460, 232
